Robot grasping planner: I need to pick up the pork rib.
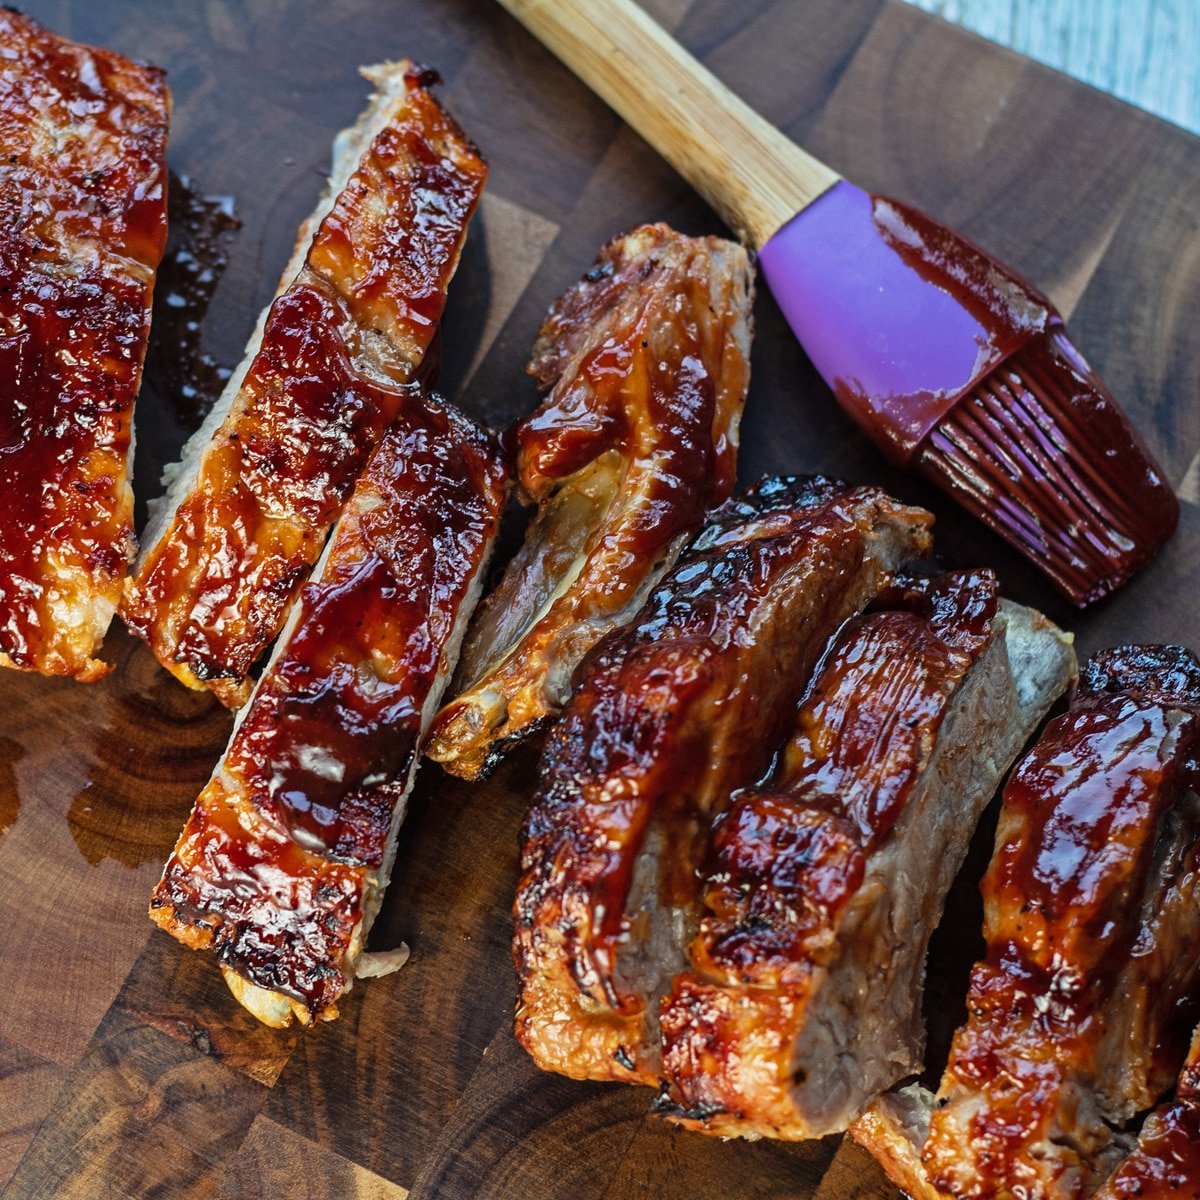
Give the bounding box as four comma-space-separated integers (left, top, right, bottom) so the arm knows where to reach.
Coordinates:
1095, 1024, 1200, 1199
656, 571, 1075, 1140
427, 225, 753, 779
0, 10, 168, 680
150, 390, 506, 1026
122, 62, 485, 706
512, 477, 932, 1085
853, 644, 1200, 1200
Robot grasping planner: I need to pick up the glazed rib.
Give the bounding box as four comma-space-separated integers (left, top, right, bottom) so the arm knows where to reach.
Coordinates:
150, 390, 506, 1027
853, 644, 1200, 1200
427, 224, 753, 779
123, 62, 485, 706
1095, 1024, 1200, 1199
513, 477, 933, 1085
0, 10, 168, 680
655, 572, 1075, 1140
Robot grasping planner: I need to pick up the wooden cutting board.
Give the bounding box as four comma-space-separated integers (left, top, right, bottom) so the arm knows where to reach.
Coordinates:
2, 1, 1198, 1196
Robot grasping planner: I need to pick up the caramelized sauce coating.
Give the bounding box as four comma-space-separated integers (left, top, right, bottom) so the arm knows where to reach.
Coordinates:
1097, 1027, 1200, 1199
150, 392, 506, 1024
0, 10, 168, 680
923, 646, 1200, 1200
429, 225, 753, 779
1099, 1102, 1200, 1198
658, 571, 1009, 1138
699, 570, 996, 983
123, 63, 485, 703
1081, 644, 1200, 715
512, 476, 932, 1085
514, 225, 743, 506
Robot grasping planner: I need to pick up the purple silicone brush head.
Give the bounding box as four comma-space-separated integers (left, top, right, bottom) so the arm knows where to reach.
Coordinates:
497, 0, 1179, 605
758, 182, 1178, 606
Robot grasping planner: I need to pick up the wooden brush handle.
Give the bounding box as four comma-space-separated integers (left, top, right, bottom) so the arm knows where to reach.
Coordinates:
496, 0, 841, 247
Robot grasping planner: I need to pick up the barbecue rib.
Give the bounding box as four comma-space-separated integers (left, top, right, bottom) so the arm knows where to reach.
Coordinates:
427, 225, 753, 779
1095, 1024, 1200, 1199
0, 11, 168, 681
123, 61, 485, 707
150, 390, 506, 1026
513, 477, 932, 1085
853, 644, 1200, 1200
655, 571, 1075, 1140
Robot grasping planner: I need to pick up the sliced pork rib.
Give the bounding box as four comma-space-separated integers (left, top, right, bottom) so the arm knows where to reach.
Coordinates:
123, 62, 485, 706
655, 571, 1074, 1140
853, 644, 1200, 1200
1096, 1024, 1200, 1199
150, 391, 506, 1027
427, 224, 753, 779
0, 11, 168, 680
512, 477, 932, 1085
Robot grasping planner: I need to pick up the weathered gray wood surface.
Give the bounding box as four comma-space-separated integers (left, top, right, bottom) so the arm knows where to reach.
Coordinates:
905, 0, 1200, 135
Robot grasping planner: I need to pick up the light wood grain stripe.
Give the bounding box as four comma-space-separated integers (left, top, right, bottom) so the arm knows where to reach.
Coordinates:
221, 1117, 408, 1199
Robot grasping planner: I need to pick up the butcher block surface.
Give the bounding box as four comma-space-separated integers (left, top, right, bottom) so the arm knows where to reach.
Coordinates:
1, 0, 1198, 1196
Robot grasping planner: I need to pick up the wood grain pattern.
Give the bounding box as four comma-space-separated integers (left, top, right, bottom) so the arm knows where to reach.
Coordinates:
4, 1008, 265, 1199
496, 0, 840, 244
0, 1040, 64, 1194
0, 1, 1197, 1197
221, 1118, 408, 1200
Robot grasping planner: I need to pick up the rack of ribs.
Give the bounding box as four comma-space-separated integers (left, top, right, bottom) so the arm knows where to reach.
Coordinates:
655, 570, 1074, 1139
512, 476, 933, 1085
149, 389, 506, 1027
122, 61, 486, 706
427, 224, 753, 779
0, 10, 168, 681
853, 644, 1200, 1200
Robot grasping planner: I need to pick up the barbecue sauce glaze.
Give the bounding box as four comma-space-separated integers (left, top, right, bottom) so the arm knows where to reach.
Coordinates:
123, 64, 486, 700
151, 393, 506, 1019
0, 11, 168, 678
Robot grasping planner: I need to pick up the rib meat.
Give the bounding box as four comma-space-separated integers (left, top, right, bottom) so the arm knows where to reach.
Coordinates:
513, 477, 932, 1085
1095, 1024, 1200, 1199
853, 644, 1200, 1200
150, 390, 506, 1027
122, 62, 485, 706
0, 10, 168, 680
655, 571, 1075, 1140
427, 224, 753, 779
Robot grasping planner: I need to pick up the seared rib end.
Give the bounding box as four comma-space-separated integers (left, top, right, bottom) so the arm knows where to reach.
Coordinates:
0, 645, 112, 684
658, 979, 815, 1139
149, 780, 364, 1027
513, 922, 658, 1086
425, 690, 513, 780
850, 1087, 948, 1200
149, 878, 324, 1028
0, 558, 130, 681
208, 676, 253, 710
147, 897, 214, 953
221, 969, 325, 1029
514, 988, 656, 1087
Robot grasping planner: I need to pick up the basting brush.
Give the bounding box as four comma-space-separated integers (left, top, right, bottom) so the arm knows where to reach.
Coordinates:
495, 0, 1179, 606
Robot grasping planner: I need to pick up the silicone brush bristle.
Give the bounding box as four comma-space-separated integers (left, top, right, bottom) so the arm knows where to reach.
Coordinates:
758, 181, 1178, 604
915, 329, 1178, 606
